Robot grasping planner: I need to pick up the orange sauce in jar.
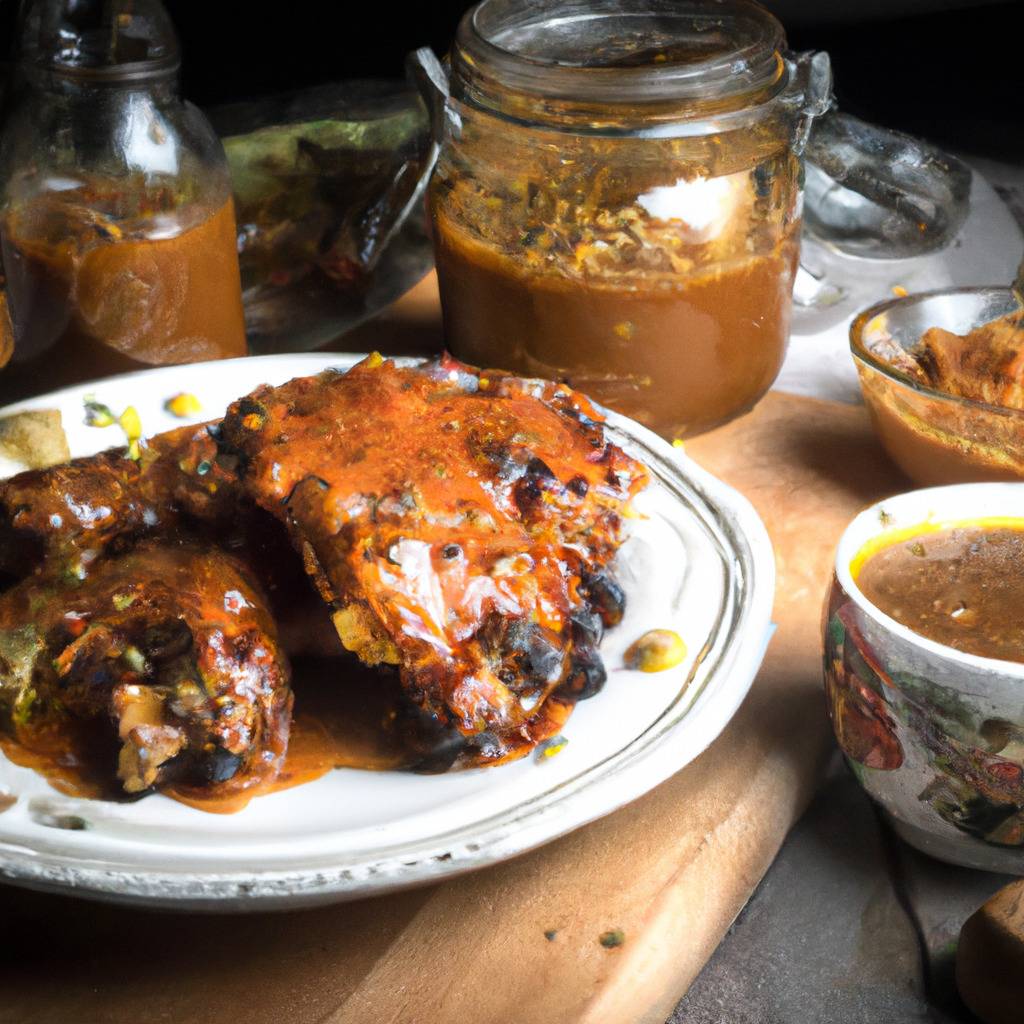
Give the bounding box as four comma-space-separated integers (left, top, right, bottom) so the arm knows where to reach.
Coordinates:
0, 182, 246, 402
435, 207, 799, 438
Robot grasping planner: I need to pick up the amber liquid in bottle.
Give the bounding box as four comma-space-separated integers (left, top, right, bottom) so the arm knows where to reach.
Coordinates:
0, 184, 246, 402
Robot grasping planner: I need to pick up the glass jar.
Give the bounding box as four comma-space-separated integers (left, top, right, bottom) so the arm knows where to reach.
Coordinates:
0, 0, 246, 402
425, 0, 829, 440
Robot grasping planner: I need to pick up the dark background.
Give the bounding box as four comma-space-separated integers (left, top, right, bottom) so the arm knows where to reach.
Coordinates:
164, 0, 1023, 162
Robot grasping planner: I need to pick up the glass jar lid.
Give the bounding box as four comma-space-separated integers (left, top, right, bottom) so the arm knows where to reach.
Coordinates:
16, 0, 180, 80
451, 0, 789, 126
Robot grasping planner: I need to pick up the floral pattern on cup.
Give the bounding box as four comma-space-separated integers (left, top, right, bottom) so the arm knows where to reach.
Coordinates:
824, 582, 1024, 854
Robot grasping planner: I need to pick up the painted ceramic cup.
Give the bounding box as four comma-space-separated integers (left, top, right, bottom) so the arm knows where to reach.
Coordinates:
824, 483, 1024, 873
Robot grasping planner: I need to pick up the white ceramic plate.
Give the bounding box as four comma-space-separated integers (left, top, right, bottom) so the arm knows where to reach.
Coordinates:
0, 354, 774, 910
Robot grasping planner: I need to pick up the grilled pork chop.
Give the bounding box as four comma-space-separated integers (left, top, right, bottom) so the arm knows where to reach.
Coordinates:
0, 542, 291, 798
218, 355, 647, 765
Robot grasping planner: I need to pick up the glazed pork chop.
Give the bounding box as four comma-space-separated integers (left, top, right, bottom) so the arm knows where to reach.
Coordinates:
0, 542, 291, 799
218, 355, 648, 765
0, 422, 240, 579
0, 422, 341, 661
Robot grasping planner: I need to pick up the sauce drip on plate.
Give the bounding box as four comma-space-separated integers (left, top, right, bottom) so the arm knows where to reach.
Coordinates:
1, 658, 417, 814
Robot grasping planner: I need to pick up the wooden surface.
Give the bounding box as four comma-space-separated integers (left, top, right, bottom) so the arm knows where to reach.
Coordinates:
0, 278, 911, 1024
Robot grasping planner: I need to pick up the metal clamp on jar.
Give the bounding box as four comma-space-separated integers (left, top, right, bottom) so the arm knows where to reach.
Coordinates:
410, 0, 970, 440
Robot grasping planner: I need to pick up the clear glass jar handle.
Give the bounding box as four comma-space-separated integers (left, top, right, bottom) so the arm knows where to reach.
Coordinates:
789, 46, 972, 259
406, 47, 449, 142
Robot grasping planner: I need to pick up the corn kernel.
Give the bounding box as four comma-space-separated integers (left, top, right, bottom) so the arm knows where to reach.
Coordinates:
624, 629, 687, 673
119, 406, 142, 441
164, 392, 202, 418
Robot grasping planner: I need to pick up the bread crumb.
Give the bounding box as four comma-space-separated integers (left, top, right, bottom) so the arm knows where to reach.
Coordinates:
0, 409, 70, 474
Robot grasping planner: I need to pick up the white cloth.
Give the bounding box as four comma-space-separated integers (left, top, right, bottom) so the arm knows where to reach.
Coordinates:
776, 161, 1024, 404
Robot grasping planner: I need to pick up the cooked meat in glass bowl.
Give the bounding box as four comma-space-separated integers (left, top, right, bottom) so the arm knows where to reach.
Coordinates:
851, 286, 1024, 486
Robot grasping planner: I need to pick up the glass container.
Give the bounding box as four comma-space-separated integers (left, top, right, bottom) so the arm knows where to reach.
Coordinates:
851, 287, 1024, 486
0, 0, 246, 402
423, 0, 830, 440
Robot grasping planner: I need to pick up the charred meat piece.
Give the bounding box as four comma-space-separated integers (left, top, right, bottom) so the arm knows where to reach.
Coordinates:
912, 309, 1024, 409
218, 355, 647, 764
0, 422, 242, 579
0, 424, 341, 659
0, 542, 291, 798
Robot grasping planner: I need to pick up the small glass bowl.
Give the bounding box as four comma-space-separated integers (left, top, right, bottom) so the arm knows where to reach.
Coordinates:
850, 286, 1023, 486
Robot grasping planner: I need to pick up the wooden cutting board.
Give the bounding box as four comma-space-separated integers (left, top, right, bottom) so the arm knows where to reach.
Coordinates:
0, 276, 910, 1024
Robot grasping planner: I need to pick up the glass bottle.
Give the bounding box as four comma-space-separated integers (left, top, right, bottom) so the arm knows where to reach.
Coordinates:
0, 0, 246, 402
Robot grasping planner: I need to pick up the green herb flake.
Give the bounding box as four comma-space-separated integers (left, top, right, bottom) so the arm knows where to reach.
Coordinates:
112, 593, 136, 612
544, 929, 558, 942
12, 685, 37, 726
536, 735, 569, 762
599, 929, 625, 949
83, 398, 116, 428
121, 646, 147, 673
196, 460, 212, 476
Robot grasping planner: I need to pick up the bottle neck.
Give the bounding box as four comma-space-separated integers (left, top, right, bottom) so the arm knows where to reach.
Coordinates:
19, 62, 180, 103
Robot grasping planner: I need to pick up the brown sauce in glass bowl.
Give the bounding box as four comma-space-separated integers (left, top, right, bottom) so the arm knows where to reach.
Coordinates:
855, 523, 1024, 663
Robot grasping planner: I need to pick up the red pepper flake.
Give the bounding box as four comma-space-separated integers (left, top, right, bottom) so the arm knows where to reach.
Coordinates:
63, 612, 88, 637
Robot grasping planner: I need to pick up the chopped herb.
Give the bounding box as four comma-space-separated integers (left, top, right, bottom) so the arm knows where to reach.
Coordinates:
120, 646, 147, 673
119, 406, 142, 441
112, 593, 136, 611
12, 685, 36, 726
599, 929, 625, 949
83, 398, 116, 428
536, 735, 569, 761
196, 460, 212, 476
544, 929, 558, 942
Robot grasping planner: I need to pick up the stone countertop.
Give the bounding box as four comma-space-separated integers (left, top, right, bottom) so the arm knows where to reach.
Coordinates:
669, 755, 1013, 1024
667, 152, 1024, 1024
